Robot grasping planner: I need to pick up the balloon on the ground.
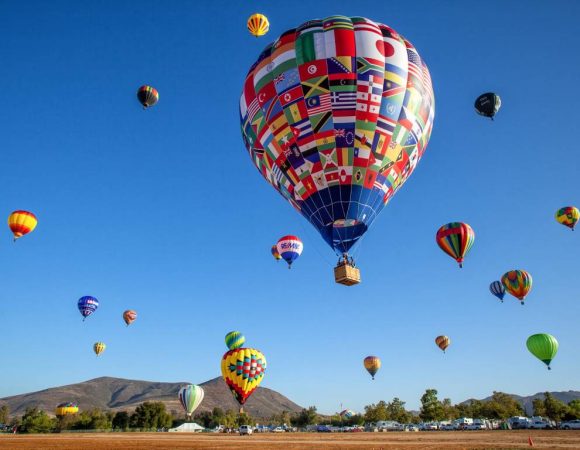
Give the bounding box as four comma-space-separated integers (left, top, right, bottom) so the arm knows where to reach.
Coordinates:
526, 333, 558, 370
501, 270, 532, 304
435, 335, 450, 353
221, 347, 266, 409
340, 409, 354, 419
240, 16, 435, 258
55, 402, 78, 417
137, 85, 159, 108
276, 235, 303, 268
225, 331, 245, 350
247, 13, 269, 37
78, 296, 99, 320
363, 356, 381, 380
123, 310, 137, 326
436, 222, 475, 268
93, 342, 106, 356
271, 245, 282, 261
8, 210, 38, 241
178, 384, 205, 417
489, 281, 505, 302
475, 93, 501, 119
555, 206, 579, 231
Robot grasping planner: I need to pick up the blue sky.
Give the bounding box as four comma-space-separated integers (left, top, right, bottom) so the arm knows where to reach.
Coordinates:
1, 0, 578, 414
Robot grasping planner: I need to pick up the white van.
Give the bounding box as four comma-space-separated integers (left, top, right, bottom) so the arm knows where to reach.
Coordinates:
239, 425, 253, 435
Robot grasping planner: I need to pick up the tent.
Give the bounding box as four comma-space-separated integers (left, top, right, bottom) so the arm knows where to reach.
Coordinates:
168, 422, 204, 432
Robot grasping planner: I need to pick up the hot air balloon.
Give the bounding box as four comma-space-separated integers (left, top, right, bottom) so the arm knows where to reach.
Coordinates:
555, 206, 579, 231
240, 16, 435, 282
489, 281, 505, 302
78, 296, 99, 321
475, 93, 501, 120
526, 333, 558, 370
225, 331, 245, 350
137, 85, 159, 109
501, 270, 532, 304
178, 384, 205, 418
8, 210, 38, 241
276, 235, 303, 268
247, 13, 269, 37
435, 335, 450, 353
271, 245, 282, 261
221, 347, 266, 412
340, 409, 354, 420
436, 222, 475, 268
363, 356, 381, 380
93, 342, 106, 356
55, 402, 79, 417
123, 310, 137, 326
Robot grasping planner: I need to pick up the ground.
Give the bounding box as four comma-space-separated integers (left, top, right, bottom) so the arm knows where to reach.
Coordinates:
1, 431, 580, 449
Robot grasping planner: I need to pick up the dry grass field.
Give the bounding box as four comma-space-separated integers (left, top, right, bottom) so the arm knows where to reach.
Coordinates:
0, 431, 579, 450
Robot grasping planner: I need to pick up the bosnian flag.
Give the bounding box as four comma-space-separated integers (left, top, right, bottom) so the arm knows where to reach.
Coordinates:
276, 235, 303, 267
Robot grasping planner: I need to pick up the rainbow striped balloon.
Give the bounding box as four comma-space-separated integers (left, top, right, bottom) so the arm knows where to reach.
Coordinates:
137, 85, 159, 108
501, 270, 532, 304
555, 206, 579, 231
225, 331, 245, 350
436, 222, 475, 268
8, 210, 38, 241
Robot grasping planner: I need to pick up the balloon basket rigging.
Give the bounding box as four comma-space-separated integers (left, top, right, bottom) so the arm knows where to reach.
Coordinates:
334, 263, 361, 286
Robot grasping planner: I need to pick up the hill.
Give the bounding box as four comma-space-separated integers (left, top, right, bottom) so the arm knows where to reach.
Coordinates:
0, 376, 303, 418
463, 391, 580, 415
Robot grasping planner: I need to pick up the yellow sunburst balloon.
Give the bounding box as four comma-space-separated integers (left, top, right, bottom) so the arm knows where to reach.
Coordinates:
93, 342, 106, 356
221, 347, 266, 411
247, 13, 269, 37
8, 210, 38, 241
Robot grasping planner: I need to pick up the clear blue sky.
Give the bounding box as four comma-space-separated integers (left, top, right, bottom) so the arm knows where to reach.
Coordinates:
1, 0, 578, 414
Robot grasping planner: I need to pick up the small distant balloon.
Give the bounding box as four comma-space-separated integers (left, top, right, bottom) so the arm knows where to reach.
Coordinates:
247, 13, 269, 37
78, 296, 99, 321
489, 281, 505, 302
555, 206, 579, 231
8, 210, 38, 241
137, 85, 159, 109
123, 310, 137, 326
178, 384, 205, 418
501, 270, 532, 304
271, 245, 282, 261
436, 222, 475, 268
340, 409, 354, 419
276, 235, 303, 268
435, 335, 451, 353
363, 356, 381, 380
225, 331, 245, 350
475, 93, 501, 120
55, 402, 79, 417
93, 342, 106, 356
526, 333, 558, 370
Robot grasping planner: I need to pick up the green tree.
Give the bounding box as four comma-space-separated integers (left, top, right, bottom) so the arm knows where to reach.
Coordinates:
484, 392, 524, 419
20, 407, 55, 433
441, 398, 459, 420
533, 398, 547, 417
112, 411, 130, 430
543, 393, 568, 422
130, 402, 172, 430
222, 410, 238, 428
291, 406, 318, 427
0, 405, 9, 424
420, 389, 444, 422
386, 398, 411, 423
364, 401, 388, 422
565, 400, 580, 420
237, 412, 253, 426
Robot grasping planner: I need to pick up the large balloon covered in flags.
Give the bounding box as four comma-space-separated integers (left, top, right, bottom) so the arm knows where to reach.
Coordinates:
240, 16, 435, 258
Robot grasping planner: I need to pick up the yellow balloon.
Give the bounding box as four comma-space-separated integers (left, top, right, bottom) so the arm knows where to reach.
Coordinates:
93, 342, 106, 356
8, 210, 38, 241
247, 13, 269, 37
221, 347, 266, 409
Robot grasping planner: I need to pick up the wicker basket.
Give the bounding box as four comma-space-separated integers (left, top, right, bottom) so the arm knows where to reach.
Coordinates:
334, 264, 361, 286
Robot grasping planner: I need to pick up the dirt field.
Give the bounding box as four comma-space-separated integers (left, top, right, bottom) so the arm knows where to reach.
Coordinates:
0, 431, 579, 450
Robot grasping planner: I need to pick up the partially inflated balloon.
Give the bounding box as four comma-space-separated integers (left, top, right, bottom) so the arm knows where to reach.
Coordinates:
178, 384, 205, 417
240, 16, 435, 257
247, 13, 269, 37
123, 310, 137, 326
93, 342, 106, 356
137, 85, 159, 108
489, 281, 505, 302
527, 334, 558, 370
475, 93, 501, 119
55, 402, 78, 417
436, 222, 475, 268
276, 235, 303, 268
78, 296, 99, 320
555, 206, 579, 231
8, 210, 38, 241
340, 409, 354, 419
271, 245, 282, 261
435, 335, 450, 353
225, 331, 245, 350
363, 356, 381, 380
501, 270, 532, 304
221, 347, 266, 409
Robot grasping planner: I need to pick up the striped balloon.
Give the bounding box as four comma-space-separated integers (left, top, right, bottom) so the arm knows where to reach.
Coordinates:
137, 85, 159, 109
555, 206, 579, 231
271, 245, 282, 261
123, 309, 137, 326
501, 270, 532, 304
93, 342, 106, 356
276, 235, 303, 268
221, 347, 266, 410
363, 356, 381, 380
247, 13, 269, 37
435, 335, 451, 353
526, 333, 558, 370
225, 331, 245, 350
8, 210, 38, 241
78, 296, 99, 320
436, 222, 475, 268
340, 409, 354, 419
489, 281, 505, 302
178, 384, 205, 417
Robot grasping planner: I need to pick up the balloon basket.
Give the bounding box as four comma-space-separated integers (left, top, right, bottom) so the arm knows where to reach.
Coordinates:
334, 264, 361, 286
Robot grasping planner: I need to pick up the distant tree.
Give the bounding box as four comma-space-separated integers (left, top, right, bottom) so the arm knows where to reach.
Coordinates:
271, 410, 291, 426
291, 406, 318, 427
364, 401, 388, 422
543, 393, 568, 422
386, 398, 411, 423
222, 410, 238, 428
55, 414, 77, 432
484, 392, 524, 419
130, 402, 172, 430
565, 400, 580, 420
112, 411, 130, 430
193, 411, 213, 428
533, 398, 547, 417
237, 412, 253, 426
441, 398, 459, 420
420, 389, 444, 422
0, 405, 9, 424
19, 407, 55, 433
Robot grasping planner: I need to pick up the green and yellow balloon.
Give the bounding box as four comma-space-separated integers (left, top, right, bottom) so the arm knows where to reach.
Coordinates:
225, 331, 245, 350
526, 334, 558, 370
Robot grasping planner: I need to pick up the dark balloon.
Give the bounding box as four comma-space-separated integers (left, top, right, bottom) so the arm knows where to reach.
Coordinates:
475, 93, 501, 119
137, 85, 159, 109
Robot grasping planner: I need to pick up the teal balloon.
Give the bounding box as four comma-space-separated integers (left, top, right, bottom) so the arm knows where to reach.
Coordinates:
225, 331, 245, 350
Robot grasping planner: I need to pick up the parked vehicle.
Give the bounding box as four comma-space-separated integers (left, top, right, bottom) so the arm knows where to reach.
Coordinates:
271, 426, 285, 433
239, 425, 253, 435
529, 420, 552, 430
440, 424, 455, 431
316, 425, 331, 432
422, 422, 438, 431
508, 417, 531, 430
404, 424, 419, 432
466, 423, 486, 430
560, 420, 580, 430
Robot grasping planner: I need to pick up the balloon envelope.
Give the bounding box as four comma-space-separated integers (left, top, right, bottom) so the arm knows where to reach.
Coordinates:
78, 296, 99, 320
123, 310, 137, 326
475, 92, 501, 118
340, 409, 354, 419
93, 342, 106, 356
55, 402, 78, 417
271, 245, 282, 260
363, 356, 381, 379
501, 270, 532, 302
225, 331, 245, 350
240, 16, 435, 255
489, 281, 505, 302
178, 384, 205, 417
526, 333, 558, 369
247, 13, 269, 37
221, 347, 266, 406
276, 235, 303, 267
435, 335, 450, 352
436, 222, 475, 267
137, 85, 159, 108
8, 210, 38, 240
555, 206, 579, 230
